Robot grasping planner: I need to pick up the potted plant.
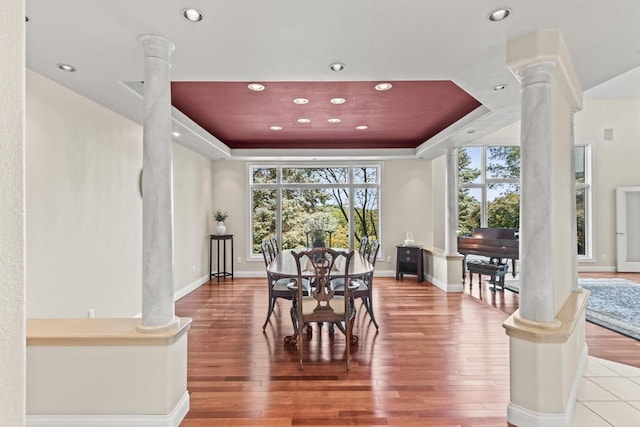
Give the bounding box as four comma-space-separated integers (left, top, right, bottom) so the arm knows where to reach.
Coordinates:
304, 214, 337, 248
213, 209, 228, 235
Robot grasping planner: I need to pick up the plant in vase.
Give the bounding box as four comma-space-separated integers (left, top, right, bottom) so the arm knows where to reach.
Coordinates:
213, 209, 228, 235
304, 214, 337, 248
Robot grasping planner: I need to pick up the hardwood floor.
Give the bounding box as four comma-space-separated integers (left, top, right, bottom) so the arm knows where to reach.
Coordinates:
177, 273, 640, 426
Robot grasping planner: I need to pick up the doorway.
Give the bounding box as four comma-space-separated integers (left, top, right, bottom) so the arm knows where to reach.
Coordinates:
616, 187, 640, 272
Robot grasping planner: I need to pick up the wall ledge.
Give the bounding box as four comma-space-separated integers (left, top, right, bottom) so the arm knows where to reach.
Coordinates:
27, 317, 192, 346
422, 246, 465, 261
503, 289, 589, 343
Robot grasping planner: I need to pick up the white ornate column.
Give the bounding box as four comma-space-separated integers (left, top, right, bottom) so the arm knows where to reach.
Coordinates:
444, 147, 459, 255
503, 30, 586, 427
138, 35, 178, 331
518, 61, 556, 323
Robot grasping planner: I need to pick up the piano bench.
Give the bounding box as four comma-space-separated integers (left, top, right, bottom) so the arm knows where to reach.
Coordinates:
466, 261, 509, 292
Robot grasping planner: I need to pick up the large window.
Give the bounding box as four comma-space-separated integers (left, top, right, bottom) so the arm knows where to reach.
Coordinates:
458, 144, 593, 258
458, 146, 520, 236
575, 145, 592, 258
250, 165, 380, 256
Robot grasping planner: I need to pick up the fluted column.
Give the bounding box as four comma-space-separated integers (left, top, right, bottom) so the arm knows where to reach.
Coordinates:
138, 35, 178, 331
518, 61, 556, 323
444, 147, 459, 255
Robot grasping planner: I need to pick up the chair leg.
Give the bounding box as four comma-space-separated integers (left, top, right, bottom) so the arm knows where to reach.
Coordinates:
262, 297, 276, 330
346, 320, 351, 371
363, 297, 379, 330
298, 326, 304, 371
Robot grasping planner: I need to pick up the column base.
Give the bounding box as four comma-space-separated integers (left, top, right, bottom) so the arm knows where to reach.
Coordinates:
422, 247, 464, 292
506, 346, 587, 427
503, 290, 589, 426
27, 318, 191, 422
137, 316, 180, 333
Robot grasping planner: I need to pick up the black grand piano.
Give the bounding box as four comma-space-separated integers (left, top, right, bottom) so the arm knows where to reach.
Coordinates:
457, 228, 519, 285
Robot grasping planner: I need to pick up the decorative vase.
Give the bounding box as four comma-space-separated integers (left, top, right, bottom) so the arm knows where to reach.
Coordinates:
216, 221, 227, 235
404, 232, 414, 246
312, 231, 325, 248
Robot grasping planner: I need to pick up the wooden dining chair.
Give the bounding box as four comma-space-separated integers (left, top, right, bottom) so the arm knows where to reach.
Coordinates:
260, 240, 294, 330
358, 236, 369, 255
269, 236, 280, 255
287, 247, 358, 371
333, 239, 380, 329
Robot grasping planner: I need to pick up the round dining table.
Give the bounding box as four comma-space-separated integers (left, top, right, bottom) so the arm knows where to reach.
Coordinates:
267, 248, 374, 279
266, 248, 374, 344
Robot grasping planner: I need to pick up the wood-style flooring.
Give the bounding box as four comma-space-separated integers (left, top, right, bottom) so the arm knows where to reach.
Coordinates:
176, 272, 640, 426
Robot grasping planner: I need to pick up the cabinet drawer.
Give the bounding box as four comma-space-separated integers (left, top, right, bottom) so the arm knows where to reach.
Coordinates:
399, 254, 419, 263
398, 247, 420, 261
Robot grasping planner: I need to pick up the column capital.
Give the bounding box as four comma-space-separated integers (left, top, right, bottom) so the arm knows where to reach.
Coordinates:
507, 30, 582, 110
139, 34, 175, 61
516, 61, 554, 88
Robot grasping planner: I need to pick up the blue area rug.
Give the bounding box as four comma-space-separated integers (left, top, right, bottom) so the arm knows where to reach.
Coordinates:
580, 278, 640, 341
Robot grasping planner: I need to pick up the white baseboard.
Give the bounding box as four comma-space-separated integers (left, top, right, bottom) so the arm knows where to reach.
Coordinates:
227, 270, 407, 279
26, 391, 189, 427
507, 345, 588, 427
424, 273, 464, 292
174, 274, 210, 301
577, 265, 617, 273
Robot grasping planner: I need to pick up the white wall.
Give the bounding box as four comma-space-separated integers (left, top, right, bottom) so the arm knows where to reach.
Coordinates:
173, 143, 214, 289
26, 70, 143, 318
210, 159, 433, 275
26, 70, 214, 318
0, 0, 26, 422
575, 98, 640, 269
384, 160, 434, 253
431, 156, 446, 249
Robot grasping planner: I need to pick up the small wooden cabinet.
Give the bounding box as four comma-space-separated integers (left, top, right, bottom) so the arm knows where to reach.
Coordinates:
396, 245, 424, 282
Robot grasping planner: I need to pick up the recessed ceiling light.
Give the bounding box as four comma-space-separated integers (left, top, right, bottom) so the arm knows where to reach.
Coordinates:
182, 8, 203, 22
297, 118, 311, 124
293, 98, 309, 105
329, 62, 345, 72
488, 8, 510, 22
57, 63, 77, 72
330, 97, 346, 104
270, 126, 282, 131
327, 118, 341, 123
247, 83, 265, 91
171, 131, 181, 138
492, 84, 508, 91
375, 82, 392, 91
356, 125, 368, 130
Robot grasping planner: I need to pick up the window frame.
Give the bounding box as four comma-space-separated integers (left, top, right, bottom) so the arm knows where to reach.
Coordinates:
575, 143, 594, 261
247, 162, 382, 261
458, 143, 594, 261
458, 144, 520, 230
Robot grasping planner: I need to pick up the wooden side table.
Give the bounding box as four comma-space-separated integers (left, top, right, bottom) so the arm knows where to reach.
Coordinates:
395, 245, 424, 282
209, 234, 234, 282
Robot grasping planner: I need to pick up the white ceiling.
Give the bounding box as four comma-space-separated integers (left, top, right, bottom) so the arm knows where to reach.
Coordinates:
25, 0, 640, 160
585, 65, 640, 99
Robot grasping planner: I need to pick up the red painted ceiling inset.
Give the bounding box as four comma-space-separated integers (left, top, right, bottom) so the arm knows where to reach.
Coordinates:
171, 81, 481, 150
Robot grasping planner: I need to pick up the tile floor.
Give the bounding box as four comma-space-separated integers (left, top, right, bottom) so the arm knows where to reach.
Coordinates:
572, 356, 640, 426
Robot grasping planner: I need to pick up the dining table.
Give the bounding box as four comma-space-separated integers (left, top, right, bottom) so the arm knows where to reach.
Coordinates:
267, 248, 375, 344
267, 248, 374, 279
